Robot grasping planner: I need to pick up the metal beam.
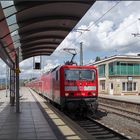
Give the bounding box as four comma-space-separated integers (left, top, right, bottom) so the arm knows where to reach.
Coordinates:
21, 42, 59, 49
9, 16, 79, 32
22, 50, 53, 56
23, 53, 51, 60
22, 46, 57, 52
10, 68, 15, 106
20, 35, 64, 44
19, 27, 71, 37
15, 48, 20, 113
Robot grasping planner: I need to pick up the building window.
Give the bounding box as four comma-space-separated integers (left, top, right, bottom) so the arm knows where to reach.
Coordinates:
109, 61, 140, 76
109, 62, 114, 75
122, 82, 125, 91
111, 83, 113, 89
98, 64, 105, 78
127, 82, 132, 91
133, 82, 136, 91
100, 81, 105, 90
122, 82, 137, 92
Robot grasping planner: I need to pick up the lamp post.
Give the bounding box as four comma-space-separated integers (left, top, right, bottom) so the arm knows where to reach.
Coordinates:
73, 28, 90, 66
80, 42, 83, 66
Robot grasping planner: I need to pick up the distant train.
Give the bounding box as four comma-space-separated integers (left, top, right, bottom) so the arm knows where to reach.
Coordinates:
26, 65, 98, 115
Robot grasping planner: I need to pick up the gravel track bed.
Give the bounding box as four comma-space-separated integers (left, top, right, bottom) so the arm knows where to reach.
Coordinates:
98, 111, 140, 139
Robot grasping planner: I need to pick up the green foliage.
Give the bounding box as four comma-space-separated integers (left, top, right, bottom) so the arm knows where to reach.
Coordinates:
95, 56, 101, 62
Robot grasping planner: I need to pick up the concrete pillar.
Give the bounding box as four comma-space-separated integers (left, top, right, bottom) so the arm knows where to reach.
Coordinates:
80, 42, 83, 66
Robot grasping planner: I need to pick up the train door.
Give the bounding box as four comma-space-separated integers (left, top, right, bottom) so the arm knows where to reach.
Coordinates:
109, 82, 113, 95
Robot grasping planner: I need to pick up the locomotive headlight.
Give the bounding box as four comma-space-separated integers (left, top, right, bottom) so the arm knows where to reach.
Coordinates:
65, 93, 69, 96
92, 93, 96, 96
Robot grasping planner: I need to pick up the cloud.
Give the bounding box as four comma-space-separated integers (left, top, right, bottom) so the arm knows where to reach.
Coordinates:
15, 1, 140, 78
125, 52, 138, 56
75, 11, 140, 55
20, 57, 33, 71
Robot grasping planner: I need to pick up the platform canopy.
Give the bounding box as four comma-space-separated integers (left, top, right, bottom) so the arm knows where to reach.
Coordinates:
0, 0, 95, 68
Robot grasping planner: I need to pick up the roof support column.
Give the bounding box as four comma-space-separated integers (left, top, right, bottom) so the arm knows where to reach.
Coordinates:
16, 48, 20, 113
10, 68, 15, 106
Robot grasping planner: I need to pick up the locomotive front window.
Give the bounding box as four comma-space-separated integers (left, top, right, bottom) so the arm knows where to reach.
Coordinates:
65, 69, 95, 81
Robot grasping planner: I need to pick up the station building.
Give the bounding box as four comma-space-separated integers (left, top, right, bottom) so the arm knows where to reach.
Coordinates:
89, 55, 140, 95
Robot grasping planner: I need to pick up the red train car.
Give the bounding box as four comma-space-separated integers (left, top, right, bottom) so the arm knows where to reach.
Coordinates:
27, 65, 98, 114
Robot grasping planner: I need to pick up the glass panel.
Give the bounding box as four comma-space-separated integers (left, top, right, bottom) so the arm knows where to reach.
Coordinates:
113, 62, 117, 75
111, 83, 113, 89
65, 69, 95, 81
120, 63, 127, 75
100, 81, 105, 90
127, 64, 133, 75
109, 62, 140, 76
127, 82, 132, 91
102, 82, 105, 90
9, 23, 19, 33
98, 64, 105, 77
3, 5, 17, 17
122, 82, 125, 91
134, 64, 140, 75
109, 62, 114, 76
6, 15, 16, 26
1, 1, 14, 9
13, 42, 21, 49
11, 30, 18, 37
12, 35, 20, 42
116, 62, 120, 75
133, 82, 136, 91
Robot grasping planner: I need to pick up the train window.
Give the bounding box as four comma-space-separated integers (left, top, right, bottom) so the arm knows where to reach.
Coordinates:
65, 69, 95, 81
80, 70, 94, 81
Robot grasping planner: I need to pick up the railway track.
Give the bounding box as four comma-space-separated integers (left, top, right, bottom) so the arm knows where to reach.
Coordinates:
31, 89, 131, 140
75, 116, 130, 140
99, 103, 140, 123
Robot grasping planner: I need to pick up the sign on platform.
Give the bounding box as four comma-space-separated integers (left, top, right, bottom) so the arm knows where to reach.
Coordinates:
15, 68, 21, 74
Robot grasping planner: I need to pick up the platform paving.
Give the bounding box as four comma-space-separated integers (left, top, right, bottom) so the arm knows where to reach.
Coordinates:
0, 87, 57, 139
99, 94, 140, 104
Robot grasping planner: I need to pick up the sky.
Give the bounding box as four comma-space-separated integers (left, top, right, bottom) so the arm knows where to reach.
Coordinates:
0, 1, 140, 79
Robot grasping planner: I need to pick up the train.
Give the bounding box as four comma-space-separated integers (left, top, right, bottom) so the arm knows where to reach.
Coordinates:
26, 65, 98, 115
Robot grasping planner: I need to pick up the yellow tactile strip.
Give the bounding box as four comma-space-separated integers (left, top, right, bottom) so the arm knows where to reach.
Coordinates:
29, 88, 81, 140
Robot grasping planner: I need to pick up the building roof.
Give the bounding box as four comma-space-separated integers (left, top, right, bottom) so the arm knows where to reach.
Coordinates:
88, 55, 140, 66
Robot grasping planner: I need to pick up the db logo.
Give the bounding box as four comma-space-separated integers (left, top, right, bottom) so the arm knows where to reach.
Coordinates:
78, 86, 83, 91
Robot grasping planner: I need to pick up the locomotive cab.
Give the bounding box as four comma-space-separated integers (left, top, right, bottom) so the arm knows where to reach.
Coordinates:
60, 65, 98, 115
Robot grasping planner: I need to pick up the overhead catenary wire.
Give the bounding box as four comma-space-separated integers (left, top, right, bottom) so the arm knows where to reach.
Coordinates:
75, 1, 121, 42
62, 1, 121, 55
58, 1, 139, 64
70, 1, 140, 56
105, 19, 139, 41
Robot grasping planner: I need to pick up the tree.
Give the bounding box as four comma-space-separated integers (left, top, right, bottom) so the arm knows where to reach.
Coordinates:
95, 56, 101, 62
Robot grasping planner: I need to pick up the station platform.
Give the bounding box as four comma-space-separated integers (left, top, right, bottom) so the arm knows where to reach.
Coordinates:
99, 94, 140, 104
0, 87, 88, 140
0, 87, 57, 139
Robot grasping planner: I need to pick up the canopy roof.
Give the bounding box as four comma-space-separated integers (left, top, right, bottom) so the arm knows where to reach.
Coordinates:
0, 0, 95, 67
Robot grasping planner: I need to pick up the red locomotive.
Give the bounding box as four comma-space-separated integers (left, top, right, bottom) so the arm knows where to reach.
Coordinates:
27, 65, 98, 115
